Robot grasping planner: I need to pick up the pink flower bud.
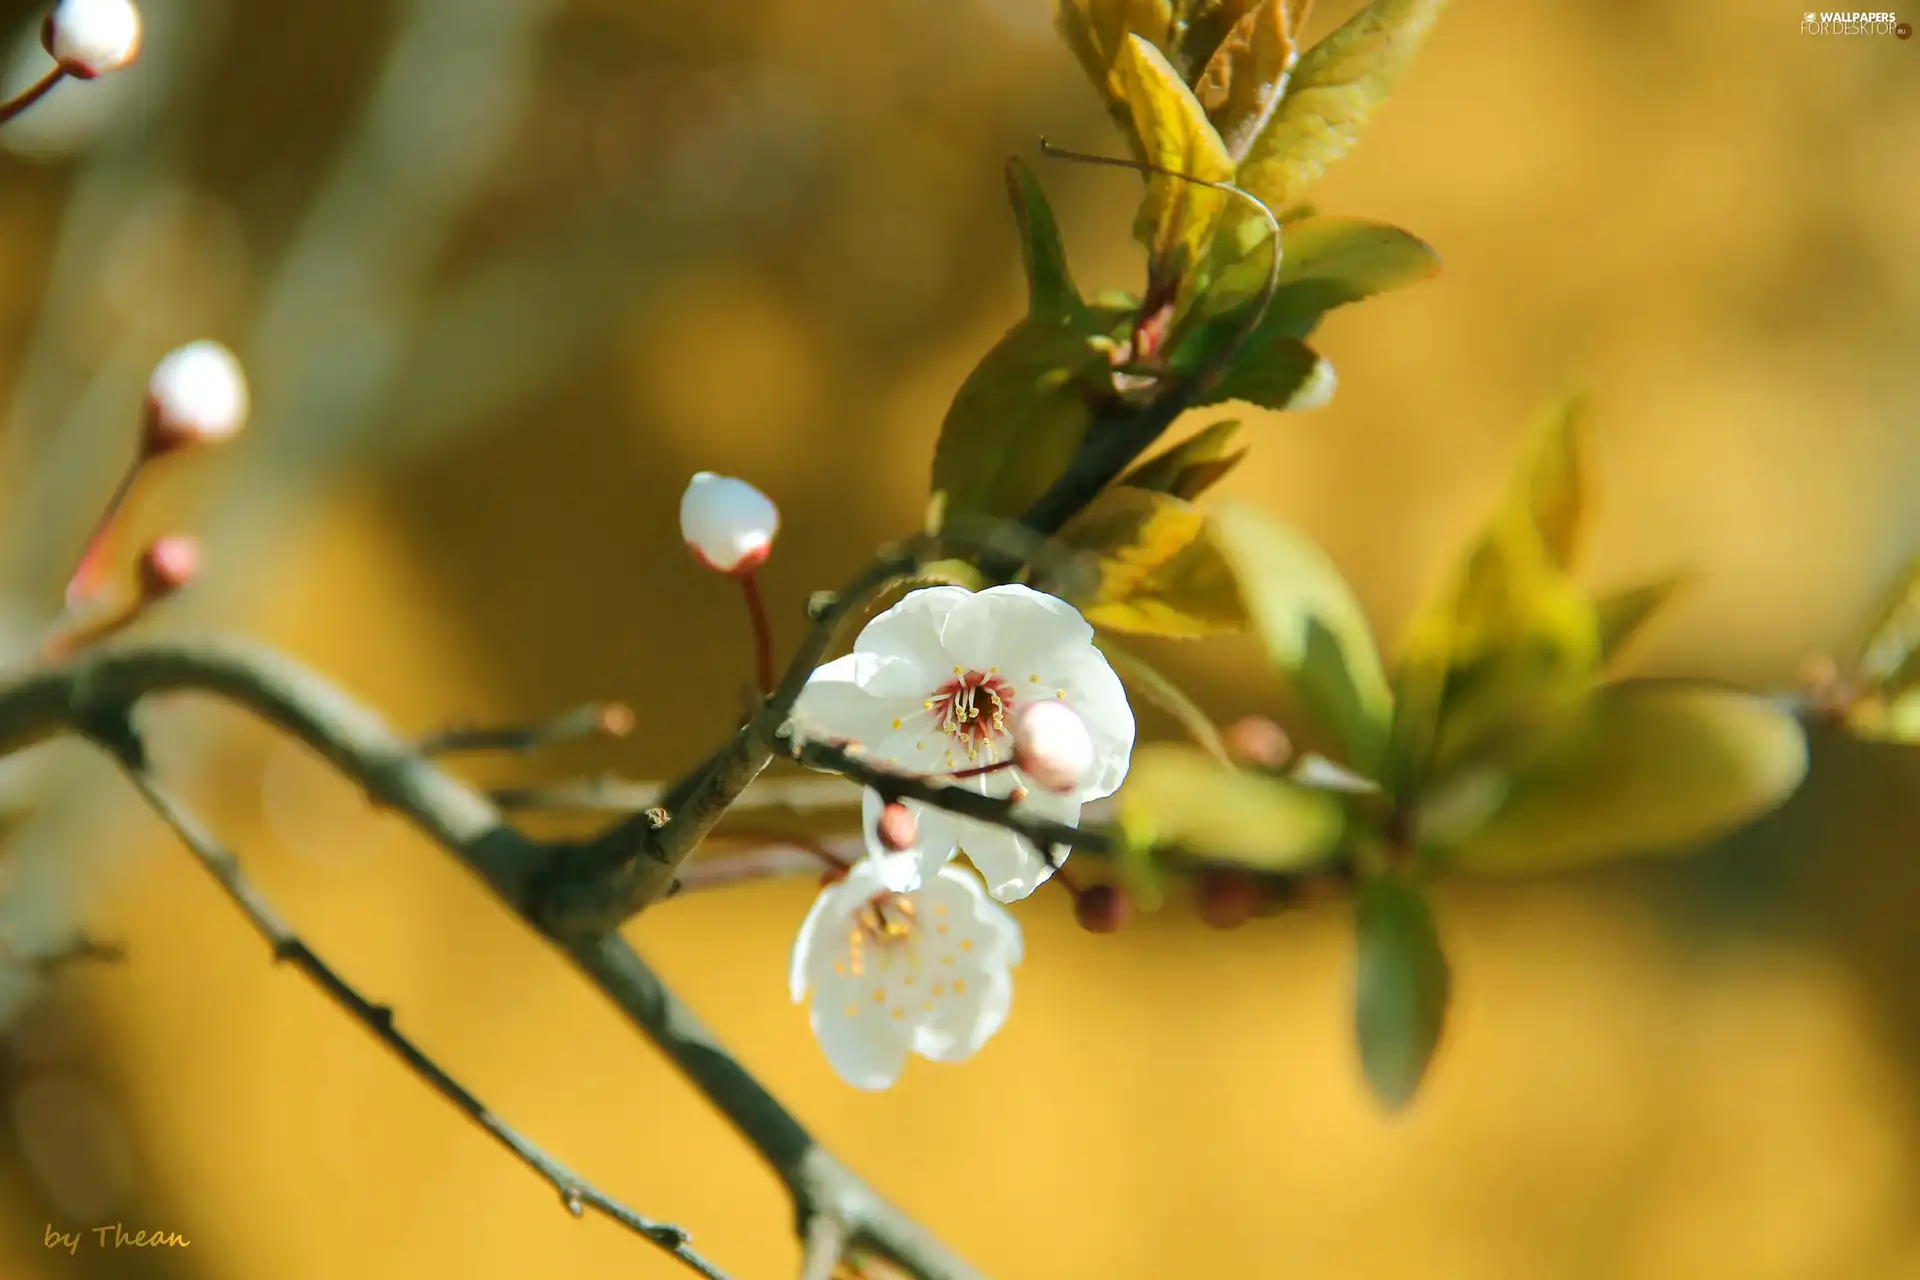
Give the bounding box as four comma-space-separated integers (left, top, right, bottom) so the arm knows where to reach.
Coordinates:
1011, 700, 1094, 794
874, 801, 917, 853
145, 341, 249, 453
1196, 867, 1264, 930
679, 472, 779, 575
41, 0, 142, 79
136, 534, 198, 598
1224, 716, 1293, 770
1073, 883, 1130, 933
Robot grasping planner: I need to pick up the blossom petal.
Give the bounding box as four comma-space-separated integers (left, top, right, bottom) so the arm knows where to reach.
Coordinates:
809, 1000, 914, 1090
941, 584, 1095, 674
856, 587, 974, 672
954, 787, 1082, 902
913, 967, 1013, 1064
859, 789, 954, 891
1047, 647, 1136, 800
791, 654, 916, 743
789, 860, 889, 1001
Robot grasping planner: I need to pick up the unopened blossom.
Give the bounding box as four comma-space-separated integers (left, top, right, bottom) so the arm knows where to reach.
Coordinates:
1011, 699, 1095, 793
135, 534, 198, 598
789, 584, 1134, 901
679, 472, 779, 575
790, 856, 1021, 1090
42, 0, 142, 78
146, 341, 248, 450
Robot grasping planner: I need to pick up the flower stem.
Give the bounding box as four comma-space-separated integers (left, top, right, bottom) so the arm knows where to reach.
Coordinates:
65, 450, 149, 611
0, 66, 64, 127
740, 569, 774, 695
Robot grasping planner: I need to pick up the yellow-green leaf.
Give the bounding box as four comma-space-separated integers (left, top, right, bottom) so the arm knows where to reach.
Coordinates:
1204, 216, 1440, 345
1448, 682, 1809, 875
1005, 159, 1088, 330
1116, 35, 1237, 283
1383, 396, 1601, 794
1237, 0, 1448, 210
931, 321, 1103, 520
1194, 0, 1304, 162
1201, 334, 1334, 412
1854, 553, 1920, 697
1120, 742, 1345, 869
1120, 419, 1247, 499
1355, 874, 1449, 1111
1595, 573, 1691, 667
1210, 501, 1392, 771
1057, 0, 1178, 100
1096, 636, 1232, 762
1048, 486, 1249, 637
1844, 686, 1920, 745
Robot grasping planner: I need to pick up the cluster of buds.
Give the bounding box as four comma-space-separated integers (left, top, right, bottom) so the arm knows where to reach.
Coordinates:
46, 341, 249, 658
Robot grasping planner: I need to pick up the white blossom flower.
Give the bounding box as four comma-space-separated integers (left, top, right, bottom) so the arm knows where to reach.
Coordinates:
790, 856, 1021, 1090
790, 584, 1134, 901
42, 0, 142, 79
146, 341, 248, 448
679, 472, 779, 575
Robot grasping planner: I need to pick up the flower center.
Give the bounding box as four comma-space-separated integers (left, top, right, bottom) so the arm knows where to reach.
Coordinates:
845, 892, 916, 977
924, 668, 1016, 762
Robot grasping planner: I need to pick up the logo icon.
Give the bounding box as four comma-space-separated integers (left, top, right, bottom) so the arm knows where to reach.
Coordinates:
1899, 19, 1914, 35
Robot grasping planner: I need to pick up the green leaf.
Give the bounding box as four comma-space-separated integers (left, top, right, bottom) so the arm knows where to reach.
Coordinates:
1209, 501, 1392, 772
1005, 159, 1089, 330
1237, 0, 1449, 210
1383, 396, 1601, 795
1193, 0, 1304, 162
1116, 35, 1237, 283
1200, 333, 1335, 412
1057, 0, 1178, 142
1854, 553, 1920, 697
1848, 687, 1920, 744
1216, 215, 1440, 326
1120, 742, 1346, 869
930, 321, 1103, 520
1354, 874, 1449, 1111
1120, 419, 1248, 499
1595, 573, 1690, 667
1447, 682, 1809, 874
1046, 486, 1249, 637
1096, 636, 1232, 762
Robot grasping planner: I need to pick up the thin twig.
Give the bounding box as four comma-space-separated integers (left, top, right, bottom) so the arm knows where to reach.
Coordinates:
0, 66, 64, 127
671, 845, 851, 895
492, 773, 861, 815
0, 934, 128, 972
419, 703, 633, 755
90, 722, 730, 1280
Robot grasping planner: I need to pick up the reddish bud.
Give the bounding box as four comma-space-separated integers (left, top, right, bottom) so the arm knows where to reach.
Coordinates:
1073, 883, 1131, 934
1224, 716, 1293, 770
875, 802, 917, 853
596, 704, 635, 738
1196, 867, 1265, 930
135, 535, 199, 599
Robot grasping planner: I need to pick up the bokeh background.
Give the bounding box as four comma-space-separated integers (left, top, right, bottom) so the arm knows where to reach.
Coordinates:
0, 0, 1917, 1276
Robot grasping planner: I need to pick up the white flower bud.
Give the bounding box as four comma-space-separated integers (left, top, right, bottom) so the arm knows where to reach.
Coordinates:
679, 472, 779, 575
1012, 699, 1095, 794
145, 341, 249, 452
41, 0, 142, 79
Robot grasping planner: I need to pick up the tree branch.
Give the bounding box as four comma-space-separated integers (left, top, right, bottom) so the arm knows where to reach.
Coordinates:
86, 717, 729, 1279
537, 543, 926, 932
0, 638, 982, 1280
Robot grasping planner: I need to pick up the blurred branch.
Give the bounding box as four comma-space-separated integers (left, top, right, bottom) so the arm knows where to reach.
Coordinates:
418, 702, 633, 755
0, 67, 64, 126
87, 726, 732, 1280
0, 638, 983, 1280
492, 773, 861, 815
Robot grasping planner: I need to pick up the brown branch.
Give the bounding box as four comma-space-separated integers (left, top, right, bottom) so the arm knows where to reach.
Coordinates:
0, 638, 982, 1280
87, 718, 729, 1280
418, 702, 633, 755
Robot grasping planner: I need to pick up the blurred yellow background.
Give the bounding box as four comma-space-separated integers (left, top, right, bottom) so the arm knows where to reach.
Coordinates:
0, 0, 1917, 1276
